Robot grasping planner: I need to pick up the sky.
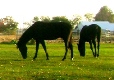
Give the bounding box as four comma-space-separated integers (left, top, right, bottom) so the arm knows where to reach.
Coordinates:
0, 0, 114, 28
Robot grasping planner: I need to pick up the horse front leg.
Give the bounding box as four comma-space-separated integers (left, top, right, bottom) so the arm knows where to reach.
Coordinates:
62, 41, 68, 61
89, 41, 95, 57
33, 40, 39, 60
40, 40, 49, 60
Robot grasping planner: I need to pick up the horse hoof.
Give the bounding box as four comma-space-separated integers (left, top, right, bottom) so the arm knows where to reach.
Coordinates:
46, 58, 49, 60
62, 57, 66, 61
94, 55, 98, 58
93, 55, 96, 57
62, 58, 65, 61
97, 54, 99, 57
33, 57, 37, 60
71, 58, 73, 61
32, 59, 36, 61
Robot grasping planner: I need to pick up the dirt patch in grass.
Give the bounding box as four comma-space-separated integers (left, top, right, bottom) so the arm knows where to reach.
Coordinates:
0, 35, 17, 42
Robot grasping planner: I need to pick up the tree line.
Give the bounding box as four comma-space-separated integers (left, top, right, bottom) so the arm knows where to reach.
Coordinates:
0, 6, 114, 35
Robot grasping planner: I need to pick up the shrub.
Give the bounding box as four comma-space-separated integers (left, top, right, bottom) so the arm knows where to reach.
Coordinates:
27, 39, 35, 45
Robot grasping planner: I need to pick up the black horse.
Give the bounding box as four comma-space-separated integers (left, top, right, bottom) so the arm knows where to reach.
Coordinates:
17, 21, 73, 61
77, 24, 101, 57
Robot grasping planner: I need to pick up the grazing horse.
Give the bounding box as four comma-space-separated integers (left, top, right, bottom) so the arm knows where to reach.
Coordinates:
17, 21, 73, 61
77, 24, 101, 57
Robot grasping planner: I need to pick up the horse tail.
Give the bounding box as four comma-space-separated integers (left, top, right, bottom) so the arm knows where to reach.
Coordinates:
97, 26, 101, 56
67, 29, 73, 59
67, 29, 73, 48
97, 26, 101, 43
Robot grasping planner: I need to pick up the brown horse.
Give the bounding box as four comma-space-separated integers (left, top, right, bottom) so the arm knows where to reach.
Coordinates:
77, 24, 101, 57
17, 21, 73, 61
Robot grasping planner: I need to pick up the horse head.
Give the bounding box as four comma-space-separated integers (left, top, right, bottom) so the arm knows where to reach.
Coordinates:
77, 42, 85, 57
16, 42, 27, 59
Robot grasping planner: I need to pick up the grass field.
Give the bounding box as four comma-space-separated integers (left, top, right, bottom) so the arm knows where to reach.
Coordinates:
0, 43, 114, 80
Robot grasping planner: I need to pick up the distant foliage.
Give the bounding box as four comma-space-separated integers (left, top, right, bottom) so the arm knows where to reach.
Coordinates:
32, 16, 39, 23
28, 39, 35, 45
51, 16, 72, 26
25, 16, 82, 29
0, 16, 18, 34
84, 13, 94, 21
40, 16, 51, 22
95, 6, 114, 22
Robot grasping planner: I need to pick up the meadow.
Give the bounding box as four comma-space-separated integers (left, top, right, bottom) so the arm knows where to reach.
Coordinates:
0, 42, 114, 80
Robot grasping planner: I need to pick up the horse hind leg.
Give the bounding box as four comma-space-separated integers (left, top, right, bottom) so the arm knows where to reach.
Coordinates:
97, 34, 100, 57
62, 41, 68, 61
62, 40, 73, 61
68, 40, 73, 60
66, 31, 73, 60
92, 40, 97, 57
97, 41, 100, 57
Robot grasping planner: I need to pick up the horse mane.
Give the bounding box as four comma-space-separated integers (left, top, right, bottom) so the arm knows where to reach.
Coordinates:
17, 25, 34, 47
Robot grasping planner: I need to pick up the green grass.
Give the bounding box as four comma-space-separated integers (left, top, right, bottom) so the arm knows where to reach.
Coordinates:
0, 43, 114, 80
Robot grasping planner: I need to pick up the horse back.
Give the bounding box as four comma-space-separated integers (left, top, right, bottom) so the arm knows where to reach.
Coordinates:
30, 21, 72, 40
80, 24, 101, 42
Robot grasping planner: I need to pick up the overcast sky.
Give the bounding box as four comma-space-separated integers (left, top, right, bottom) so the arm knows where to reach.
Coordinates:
0, 0, 114, 28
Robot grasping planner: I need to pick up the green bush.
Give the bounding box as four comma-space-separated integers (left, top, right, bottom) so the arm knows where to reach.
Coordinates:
27, 39, 35, 45
0, 40, 17, 44
10, 40, 17, 44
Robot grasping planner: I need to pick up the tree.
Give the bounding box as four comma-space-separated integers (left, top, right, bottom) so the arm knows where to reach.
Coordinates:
24, 15, 82, 29
52, 16, 74, 28
0, 16, 18, 34
84, 13, 94, 21
32, 16, 39, 23
23, 16, 39, 28
24, 16, 51, 27
95, 6, 114, 22
52, 16, 82, 28
0, 21, 5, 32
70, 15, 82, 28
40, 16, 51, 21
52, 16, 69, 22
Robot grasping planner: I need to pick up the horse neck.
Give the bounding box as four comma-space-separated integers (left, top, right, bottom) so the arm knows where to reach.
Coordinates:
20, 36, 32, 44
19, 34, 32, 46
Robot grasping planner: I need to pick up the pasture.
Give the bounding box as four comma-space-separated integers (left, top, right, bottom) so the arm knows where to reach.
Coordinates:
0, 43, 114, 80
